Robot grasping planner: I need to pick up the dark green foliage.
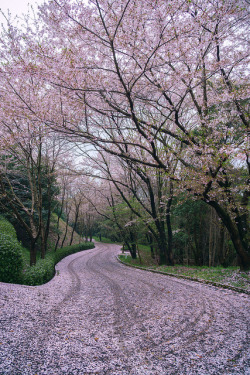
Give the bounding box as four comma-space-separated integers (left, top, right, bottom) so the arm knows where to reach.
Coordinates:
0, 154, 59, 252
53, 242, 95, 265
22, 256, 55, 286
0, 215, 95, 286
0, 216, 17, 239
0, 233, 23, 283
22, 242, 95, 285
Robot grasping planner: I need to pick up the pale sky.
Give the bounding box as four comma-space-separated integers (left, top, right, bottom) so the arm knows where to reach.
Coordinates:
0, 0, 45, 26
0, 0, 44, 16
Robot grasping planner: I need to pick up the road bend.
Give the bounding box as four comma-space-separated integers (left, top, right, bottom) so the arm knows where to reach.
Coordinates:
0, 242, 249, 374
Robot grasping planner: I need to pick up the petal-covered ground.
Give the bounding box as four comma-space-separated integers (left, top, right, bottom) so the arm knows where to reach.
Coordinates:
0, 243, 249, 374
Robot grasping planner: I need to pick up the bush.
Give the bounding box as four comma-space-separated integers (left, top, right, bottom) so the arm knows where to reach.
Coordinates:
0, 233, 23, 283
53, 242, 95, 264
22, 242, 95, 285
0, 216, 17, 239
22, 256, 55, 286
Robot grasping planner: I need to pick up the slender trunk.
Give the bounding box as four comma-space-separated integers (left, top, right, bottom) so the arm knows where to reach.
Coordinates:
40, 224, 46, 259
30, 240, 36, 266
166, 182, 174, 265
207, 201, 250, 270
61, 211, 70, 248
146, 233, 155, 259
137, 243, 142, 264
218, 224, 225, 266
129, 230, 137, 259
209, 207, 213, 267
69, 205, 80, 246
44, 179, 53, 253
55, 186, 66, 252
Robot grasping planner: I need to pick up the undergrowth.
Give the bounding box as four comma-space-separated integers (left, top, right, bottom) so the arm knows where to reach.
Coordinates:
119, 246, 250, 291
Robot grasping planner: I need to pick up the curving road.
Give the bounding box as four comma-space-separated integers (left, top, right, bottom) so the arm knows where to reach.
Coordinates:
0, 242, 249, 374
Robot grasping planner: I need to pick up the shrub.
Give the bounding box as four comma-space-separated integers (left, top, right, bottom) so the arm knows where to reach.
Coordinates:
53, 242, 95, 265
22, 256, 55, 286
0, 233, 23, 283
0, 216, 17, 239
22, 242, 95, 285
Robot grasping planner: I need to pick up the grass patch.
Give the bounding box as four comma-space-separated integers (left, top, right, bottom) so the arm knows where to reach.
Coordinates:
92, 236, 119, 244
119, 245, 250, 291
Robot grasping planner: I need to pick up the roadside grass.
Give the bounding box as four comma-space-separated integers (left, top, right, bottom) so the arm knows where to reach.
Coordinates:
119, 245, 250, 291
92, 236, 120, 244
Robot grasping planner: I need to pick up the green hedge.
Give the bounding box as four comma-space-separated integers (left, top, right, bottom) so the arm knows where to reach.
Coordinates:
53, 242, 95, 264
0, 233, 23, 283
0, 215, 95, 286
0, 216, 17, 239
22, 242, 95, 286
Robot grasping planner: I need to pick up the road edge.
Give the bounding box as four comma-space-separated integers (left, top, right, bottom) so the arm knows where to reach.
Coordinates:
116, 255, 250, 296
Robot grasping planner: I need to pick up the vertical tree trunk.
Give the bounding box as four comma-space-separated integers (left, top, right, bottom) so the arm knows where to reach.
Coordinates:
61, 210, 70, 248
209, 207, 213, 267
129, 230, 137, 259
208, 201, 250, 270
69, 203, 80, 246
146, 233, 155, 259
166, 182, 174, 265
157, 231, 167, 265
30, 240, 36, 266
40, 224, 46, 259
44, 177, 53, 253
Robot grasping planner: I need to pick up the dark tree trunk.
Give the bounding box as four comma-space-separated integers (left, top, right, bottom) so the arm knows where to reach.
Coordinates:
207, 201, 250, 270
54, 189, 65, 252
69, 204, 80, 246
157, 233, 167, 265
61, 212, 70, 248
130, 245, 137, 259
129, 230, 137, 259
146, 233, 155, 259
166, 182, 174, 265
30, 240, 36, 266
44, 186, 52, 253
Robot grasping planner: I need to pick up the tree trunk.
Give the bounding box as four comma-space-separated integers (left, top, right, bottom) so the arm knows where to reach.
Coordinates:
44, 181, 53, 253
157, 234, 167, 265
30, 240, 36, 266
137, 243, 142, 264
69, 202, 80, 246
208, 207, 213, 267
129, 230, 137, 259
146, 233, 155, 259
61, 212, 70, 248
208, 201, 250, 270
40, 220, 46, 259
166, 182, 174, 265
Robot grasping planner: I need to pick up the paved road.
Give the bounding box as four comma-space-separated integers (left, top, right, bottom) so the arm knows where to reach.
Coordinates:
0, 243, 249, 374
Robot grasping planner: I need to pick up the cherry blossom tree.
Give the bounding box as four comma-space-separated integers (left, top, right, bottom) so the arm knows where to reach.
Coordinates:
1, 0, 249, 268
35, 0, 249, 268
